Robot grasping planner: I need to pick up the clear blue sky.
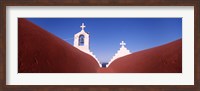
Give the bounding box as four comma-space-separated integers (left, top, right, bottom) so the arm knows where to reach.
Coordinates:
26, 18, 182, 63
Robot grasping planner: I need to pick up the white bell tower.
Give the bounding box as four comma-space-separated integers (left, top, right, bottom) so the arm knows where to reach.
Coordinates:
74, 23, 101, 67
74, 23, 90, 51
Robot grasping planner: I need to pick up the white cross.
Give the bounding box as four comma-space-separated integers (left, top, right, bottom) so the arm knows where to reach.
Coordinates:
80, 23, 86, 30
120, 41, 126, 46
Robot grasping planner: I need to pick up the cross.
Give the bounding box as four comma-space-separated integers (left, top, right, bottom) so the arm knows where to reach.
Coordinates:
80, 23, 86, 30
120, 41, 126, 46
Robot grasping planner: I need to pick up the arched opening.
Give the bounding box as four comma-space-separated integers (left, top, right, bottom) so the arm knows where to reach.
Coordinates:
79, 35, 84, 46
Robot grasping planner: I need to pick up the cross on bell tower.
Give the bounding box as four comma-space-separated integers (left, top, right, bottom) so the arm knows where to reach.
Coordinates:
80, 23, 86, 31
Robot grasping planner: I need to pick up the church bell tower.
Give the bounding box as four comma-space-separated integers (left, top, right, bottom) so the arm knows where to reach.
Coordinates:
74, 23, 90, 51
74, 23, 101, 67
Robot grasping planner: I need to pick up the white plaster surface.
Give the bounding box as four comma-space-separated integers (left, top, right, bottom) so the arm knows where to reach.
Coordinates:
107, 41, 131, 67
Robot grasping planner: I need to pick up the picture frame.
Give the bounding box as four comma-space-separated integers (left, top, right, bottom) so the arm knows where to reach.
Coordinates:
0, 0, 199, 91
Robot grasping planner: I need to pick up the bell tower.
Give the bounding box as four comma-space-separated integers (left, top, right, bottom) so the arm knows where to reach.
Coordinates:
74, 23, 101, 67
74, 23, 89, 51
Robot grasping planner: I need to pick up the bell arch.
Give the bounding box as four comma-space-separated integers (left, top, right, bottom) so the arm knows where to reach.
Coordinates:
78, 34, 85, 46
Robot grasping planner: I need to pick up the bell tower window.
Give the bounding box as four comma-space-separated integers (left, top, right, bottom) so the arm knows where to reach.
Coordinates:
79, 35, 84, 46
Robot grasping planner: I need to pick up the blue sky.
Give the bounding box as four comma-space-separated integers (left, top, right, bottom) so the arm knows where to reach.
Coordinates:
27, 18, 182, 63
